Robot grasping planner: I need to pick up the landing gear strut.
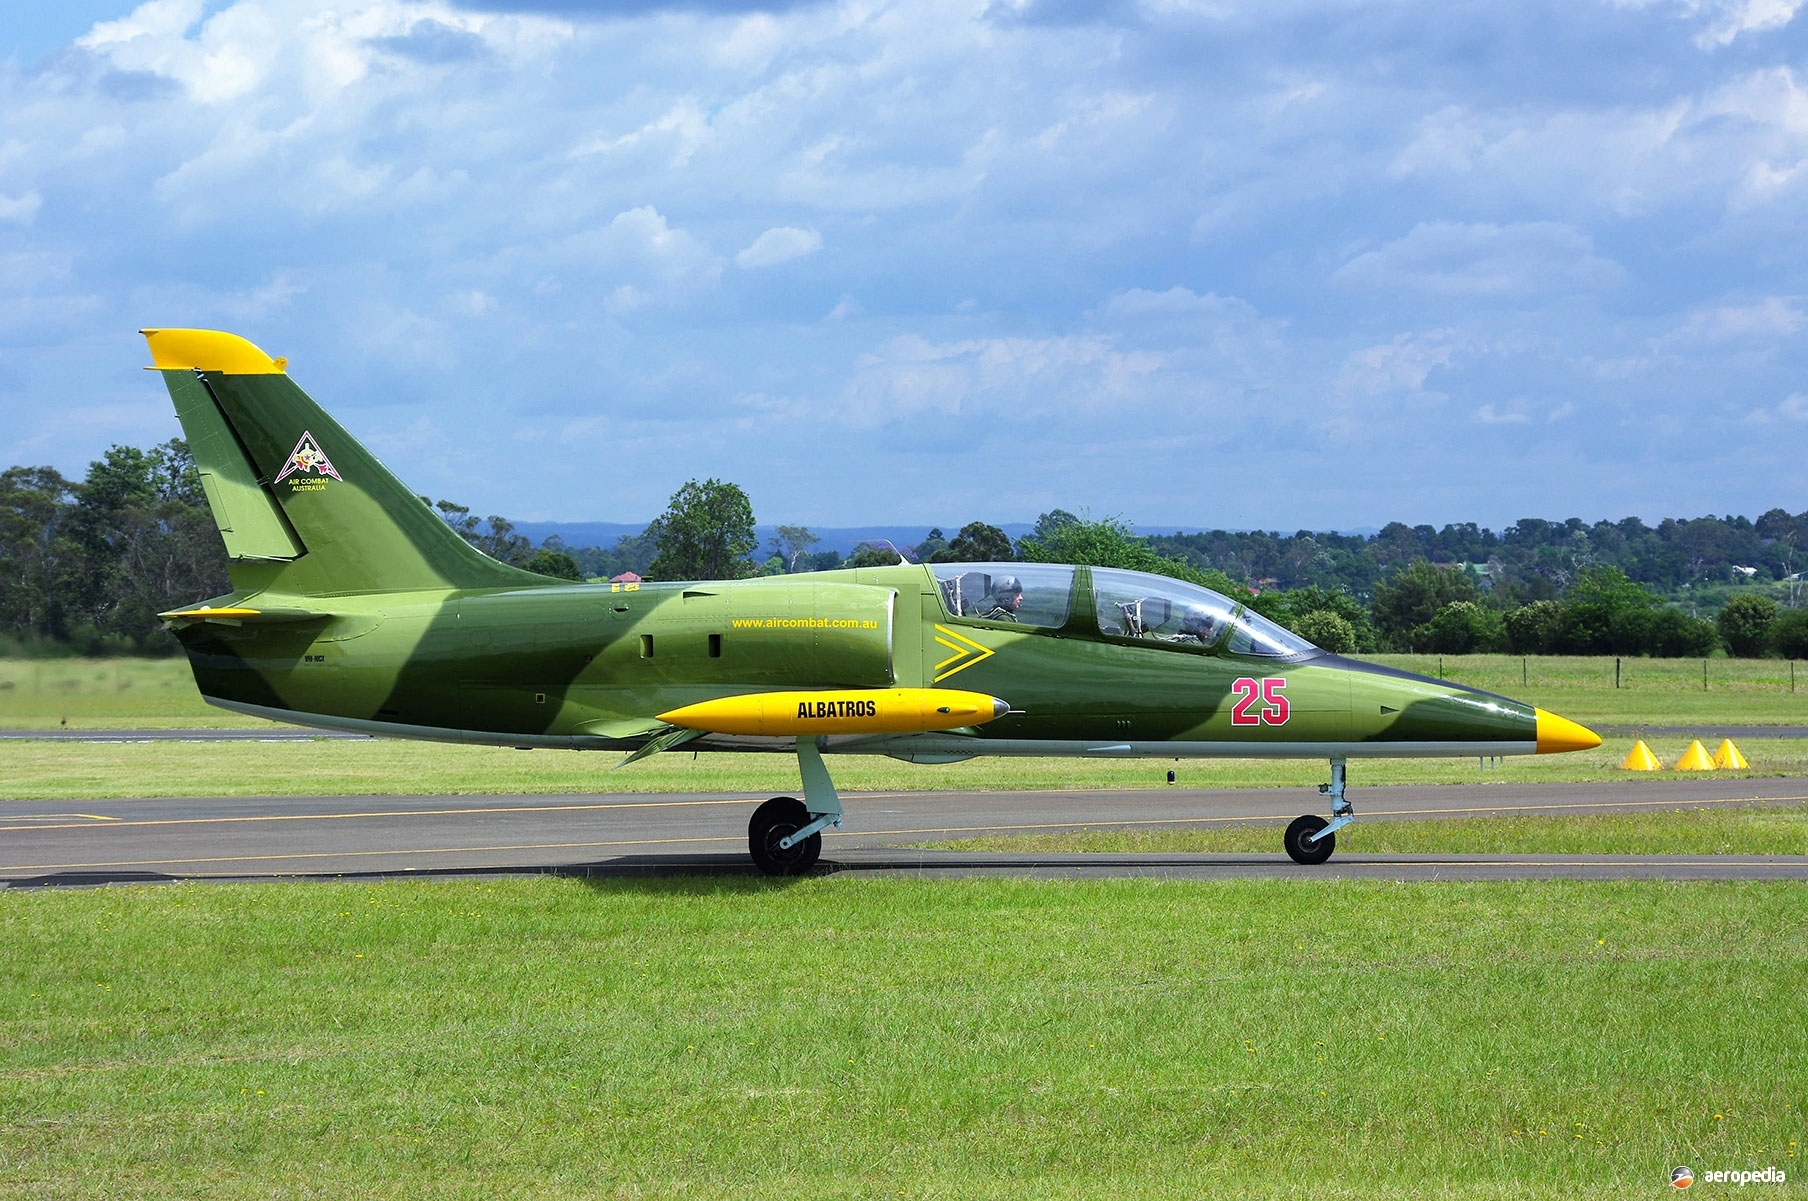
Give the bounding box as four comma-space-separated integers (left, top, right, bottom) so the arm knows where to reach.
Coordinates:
748, 737, 843, 876
1284, 758, 1354, 866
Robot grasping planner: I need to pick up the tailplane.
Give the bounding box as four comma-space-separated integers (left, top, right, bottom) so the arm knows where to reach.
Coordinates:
144, 328, 541, 596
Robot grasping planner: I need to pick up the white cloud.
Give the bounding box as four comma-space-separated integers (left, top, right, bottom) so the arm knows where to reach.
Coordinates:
1333, 222, 1623, 297
1337, 331, 1458, 396
220, 272, 307, 320
1474, 402, 1532, 425
1603, 0, 1804, 47
838, 330, 1165, 426
735, 226, 822, 269
572, 99, 713, 166
77, 0, 205, 50
1742, 391, 1808, 423
0, 191, 41, 225
1693, 0, 1804, 47
1667, 296, 1804, 343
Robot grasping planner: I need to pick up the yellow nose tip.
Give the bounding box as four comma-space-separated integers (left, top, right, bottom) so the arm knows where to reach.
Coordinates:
1535, 708, 1602, 754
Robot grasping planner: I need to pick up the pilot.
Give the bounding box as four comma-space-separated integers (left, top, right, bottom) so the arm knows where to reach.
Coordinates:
976, 576, 1025, 621
1169, 603, 1220, 645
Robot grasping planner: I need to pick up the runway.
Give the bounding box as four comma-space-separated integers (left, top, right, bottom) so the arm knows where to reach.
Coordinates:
3, 777, 1805, 886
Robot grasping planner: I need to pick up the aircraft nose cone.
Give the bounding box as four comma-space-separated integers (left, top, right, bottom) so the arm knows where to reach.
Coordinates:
992, 697, 1010, 719
1535, 708, 1602, 754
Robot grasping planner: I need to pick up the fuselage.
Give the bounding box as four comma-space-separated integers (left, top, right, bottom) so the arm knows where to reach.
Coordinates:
170, 561, 1587, 761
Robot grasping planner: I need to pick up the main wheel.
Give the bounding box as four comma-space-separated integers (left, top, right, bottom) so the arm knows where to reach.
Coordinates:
1283, 814, 1334, 865
749, 796, 821, 876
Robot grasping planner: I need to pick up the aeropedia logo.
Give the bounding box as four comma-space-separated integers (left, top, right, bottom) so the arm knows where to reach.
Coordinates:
1674, 1164, 1788, 1188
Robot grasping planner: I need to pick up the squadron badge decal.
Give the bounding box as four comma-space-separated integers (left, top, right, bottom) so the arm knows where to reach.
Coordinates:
274, 431, 343, 486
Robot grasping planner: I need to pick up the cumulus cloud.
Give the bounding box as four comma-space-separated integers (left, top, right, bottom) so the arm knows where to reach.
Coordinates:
735, 225, 821, 268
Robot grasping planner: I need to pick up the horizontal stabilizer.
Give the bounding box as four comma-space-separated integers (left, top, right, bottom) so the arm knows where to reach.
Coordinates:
159, 605, 328, 625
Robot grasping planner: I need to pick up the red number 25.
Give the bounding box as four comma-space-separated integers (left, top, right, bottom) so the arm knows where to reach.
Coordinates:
1230, 677, 1289, 726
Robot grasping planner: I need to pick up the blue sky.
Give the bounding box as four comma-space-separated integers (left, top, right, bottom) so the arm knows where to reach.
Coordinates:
1, 0, 1804, 532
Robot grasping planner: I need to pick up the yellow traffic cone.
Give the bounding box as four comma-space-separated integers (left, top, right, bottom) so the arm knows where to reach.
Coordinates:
1674, 739, 1716, 771
1712, 739, 1749, 769
1619, 740, 1663, 771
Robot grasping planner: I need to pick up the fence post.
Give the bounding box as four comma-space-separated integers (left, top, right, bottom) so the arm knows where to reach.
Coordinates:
1703, 659, 1708, 691
1522, 656, 1528, 686
1615, 657, 1621, 689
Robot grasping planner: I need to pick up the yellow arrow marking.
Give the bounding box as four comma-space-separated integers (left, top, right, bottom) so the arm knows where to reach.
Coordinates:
932, 624, 995, 682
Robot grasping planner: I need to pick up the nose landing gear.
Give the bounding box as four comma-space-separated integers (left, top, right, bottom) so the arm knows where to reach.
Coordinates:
1284, 758, 1354, 866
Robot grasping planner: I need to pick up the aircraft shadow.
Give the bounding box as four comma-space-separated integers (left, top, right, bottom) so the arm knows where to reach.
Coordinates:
2, 852, 1295, 890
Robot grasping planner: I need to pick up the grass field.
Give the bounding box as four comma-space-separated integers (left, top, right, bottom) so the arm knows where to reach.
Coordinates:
0, 658, 259, 729
1, 876, 1802, 1199
4, 654, 1808, 730
932, 805, 1808, 856
1380, 654, 1808, 727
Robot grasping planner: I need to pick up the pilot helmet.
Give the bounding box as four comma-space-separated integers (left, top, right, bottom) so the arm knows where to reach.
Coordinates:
993, 576, 1023, 596
1180, 604, 1216, 635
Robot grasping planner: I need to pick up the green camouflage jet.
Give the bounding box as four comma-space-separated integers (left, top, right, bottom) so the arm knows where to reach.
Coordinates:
145, 328, 1602, 873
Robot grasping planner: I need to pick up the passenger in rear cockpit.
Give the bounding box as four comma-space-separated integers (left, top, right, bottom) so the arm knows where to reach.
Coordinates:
1168, 603, 1220, 645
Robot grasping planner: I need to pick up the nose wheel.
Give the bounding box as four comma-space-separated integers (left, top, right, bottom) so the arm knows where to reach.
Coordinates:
1284, 814, 1334, 865
1284, 758, 1353, 866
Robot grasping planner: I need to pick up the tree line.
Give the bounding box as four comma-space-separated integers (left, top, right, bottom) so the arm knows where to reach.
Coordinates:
2, 442, 1803, 659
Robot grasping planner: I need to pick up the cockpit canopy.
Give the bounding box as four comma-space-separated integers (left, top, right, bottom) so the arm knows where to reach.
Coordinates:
1090, 567, 1314, 658
929, 562, 1318, 658
933, 563, 1074, 628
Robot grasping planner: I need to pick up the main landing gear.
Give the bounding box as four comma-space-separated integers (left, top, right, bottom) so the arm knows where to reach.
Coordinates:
1284, 758, 1354, 866
748, 737, 843, 876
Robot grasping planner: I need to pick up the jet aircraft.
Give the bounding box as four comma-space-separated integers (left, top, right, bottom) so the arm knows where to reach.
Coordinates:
143, 328, 1602, 873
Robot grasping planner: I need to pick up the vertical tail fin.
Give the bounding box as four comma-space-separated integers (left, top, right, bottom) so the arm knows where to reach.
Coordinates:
144, 328, 541, 596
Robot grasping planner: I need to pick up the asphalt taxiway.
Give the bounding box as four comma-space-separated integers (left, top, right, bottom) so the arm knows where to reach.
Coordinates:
3, 777, 1805, 886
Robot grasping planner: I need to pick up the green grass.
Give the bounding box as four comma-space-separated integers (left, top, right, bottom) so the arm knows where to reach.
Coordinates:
2, 737, 1806, 801
1374, 653, 1808, 727
5, 654, 1808, 730
1, 877, 1803, 1198
931, 804, 1808, 856
0, 658, 257, 729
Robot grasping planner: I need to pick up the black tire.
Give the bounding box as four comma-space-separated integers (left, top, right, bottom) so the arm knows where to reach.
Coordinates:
1283, 814, 1334, 865
749, 796, 821, 875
